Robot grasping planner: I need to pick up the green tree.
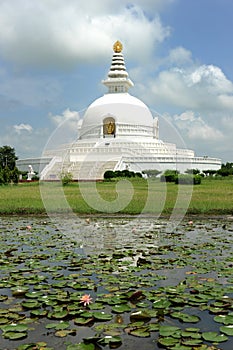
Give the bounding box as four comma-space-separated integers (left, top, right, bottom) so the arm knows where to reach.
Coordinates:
217, 162, 233, 177
2, 167, 11, 183
10, 167, 20, 184
0, 146, 18, 171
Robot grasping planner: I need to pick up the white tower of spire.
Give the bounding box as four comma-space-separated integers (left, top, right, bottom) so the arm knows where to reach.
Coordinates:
102, 40, 134, 93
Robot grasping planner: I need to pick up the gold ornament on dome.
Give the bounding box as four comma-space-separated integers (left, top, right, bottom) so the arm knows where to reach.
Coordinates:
113, 41, 123, 53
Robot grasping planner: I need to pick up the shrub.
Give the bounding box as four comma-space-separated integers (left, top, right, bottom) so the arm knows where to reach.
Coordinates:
135, 172, 142, 178
160, 170, 179, 183
121, 169, 133, 177
104, 170, 143, 180
185, 168, 200, 175
194, 175, 202, 184
175, 174, 202, 185
142, 169, 161, 177
104, 170, 115, 179
0, 170, 4, 185
60, 172, 73, 185
10, 167, 20, 184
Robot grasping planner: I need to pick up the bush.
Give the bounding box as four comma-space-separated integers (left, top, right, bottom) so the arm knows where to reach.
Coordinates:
60, 172, 73, 185
104, 170, 115, 179
0, 167, 19, 184
10, 167, 20, 184
121, 169, 133, 178
160, 170, 179, 183
142, 169, 161, 177
185, 168, 200, 175
103, 170, 143, 180
135, 172, 142, 178
175, 174, 202, 185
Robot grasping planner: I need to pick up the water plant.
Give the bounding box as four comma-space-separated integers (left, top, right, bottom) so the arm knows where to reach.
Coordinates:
0, 217, 232, 349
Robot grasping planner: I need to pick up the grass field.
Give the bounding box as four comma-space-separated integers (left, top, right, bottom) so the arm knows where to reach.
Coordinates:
0, 177, 233, 216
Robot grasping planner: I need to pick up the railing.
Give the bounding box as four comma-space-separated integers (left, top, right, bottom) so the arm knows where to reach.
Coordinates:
39, 156, 62, 180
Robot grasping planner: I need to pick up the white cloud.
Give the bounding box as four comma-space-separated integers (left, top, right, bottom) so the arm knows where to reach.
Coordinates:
50, 108, 80, 126
142, 64, 233, 114
188, 65, 233, 94
0, 0, 171, 68
168, 47, 192, 66
2, 124, 50, 158
173, 111, 224, 142
13, 123, 33, 134
46, 108, 80, 150
187, 123, 223, 141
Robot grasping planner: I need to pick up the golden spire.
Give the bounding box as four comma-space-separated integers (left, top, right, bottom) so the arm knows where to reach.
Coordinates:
113, 40, 123, 53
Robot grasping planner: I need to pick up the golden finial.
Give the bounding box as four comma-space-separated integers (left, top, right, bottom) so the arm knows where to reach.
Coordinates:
113, 40, 123, 53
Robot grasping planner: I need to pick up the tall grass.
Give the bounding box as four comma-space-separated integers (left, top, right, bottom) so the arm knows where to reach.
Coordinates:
188, 177, 233, 214
0, 177, 232, 215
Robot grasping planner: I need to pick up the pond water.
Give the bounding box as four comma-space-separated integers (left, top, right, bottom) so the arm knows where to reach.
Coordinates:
0, 215, 233, 350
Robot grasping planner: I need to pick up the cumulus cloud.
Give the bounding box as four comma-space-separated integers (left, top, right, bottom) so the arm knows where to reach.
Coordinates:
143, 64, 233, 114
173, 111, 224, 141
0, 0, 171, 68
46, 108, 81, 149
50, 108, 80, 126
0, 0, 231, 163
168, 47, 192, 66
13, 123, 33, 134
2, 124, 49, 158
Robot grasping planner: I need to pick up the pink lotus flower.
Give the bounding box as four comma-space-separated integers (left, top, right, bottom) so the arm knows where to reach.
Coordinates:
80, 294, 92, 306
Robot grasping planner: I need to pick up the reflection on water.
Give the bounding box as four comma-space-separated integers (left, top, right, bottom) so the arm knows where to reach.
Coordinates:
57, 216, 162, 255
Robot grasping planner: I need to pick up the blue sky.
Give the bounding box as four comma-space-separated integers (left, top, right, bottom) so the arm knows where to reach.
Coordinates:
0, 0, 232, 163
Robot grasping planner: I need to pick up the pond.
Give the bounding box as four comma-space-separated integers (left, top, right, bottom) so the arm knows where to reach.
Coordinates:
0, 215, 233, 350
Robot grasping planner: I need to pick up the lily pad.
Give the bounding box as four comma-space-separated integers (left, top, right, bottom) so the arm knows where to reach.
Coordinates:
112, 304, 131, 313
11, 287, 29, 297
45, 321, 70, 330
171, 311, 200, 323
21, 300, 40, 309
153, 298, 171, 309
30, 309, 47, 317
130, 310, 151, 321
47, 310, 68, 319
3, 331, 27, 340
159, 325, 181, 337
74, 317, 94, 325
98, 335, 122, 346
158, 336, 179, 346
214, 314, 233, 325
220, 325, 233, 336
0, 317, 9, 325
129, 327, 150, 337
55, 329, 76, 337
202, 331, 228, 342
1, 324, 28, 333
92, 312, 113, 321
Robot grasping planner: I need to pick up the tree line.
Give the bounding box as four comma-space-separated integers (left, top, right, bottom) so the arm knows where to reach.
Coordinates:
142, 163, 233, 178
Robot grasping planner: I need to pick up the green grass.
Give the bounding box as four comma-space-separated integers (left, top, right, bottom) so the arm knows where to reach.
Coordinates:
0, 177, 232, 215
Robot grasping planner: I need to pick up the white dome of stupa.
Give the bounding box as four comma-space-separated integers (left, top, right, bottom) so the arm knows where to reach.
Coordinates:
79, 41, 154, 140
